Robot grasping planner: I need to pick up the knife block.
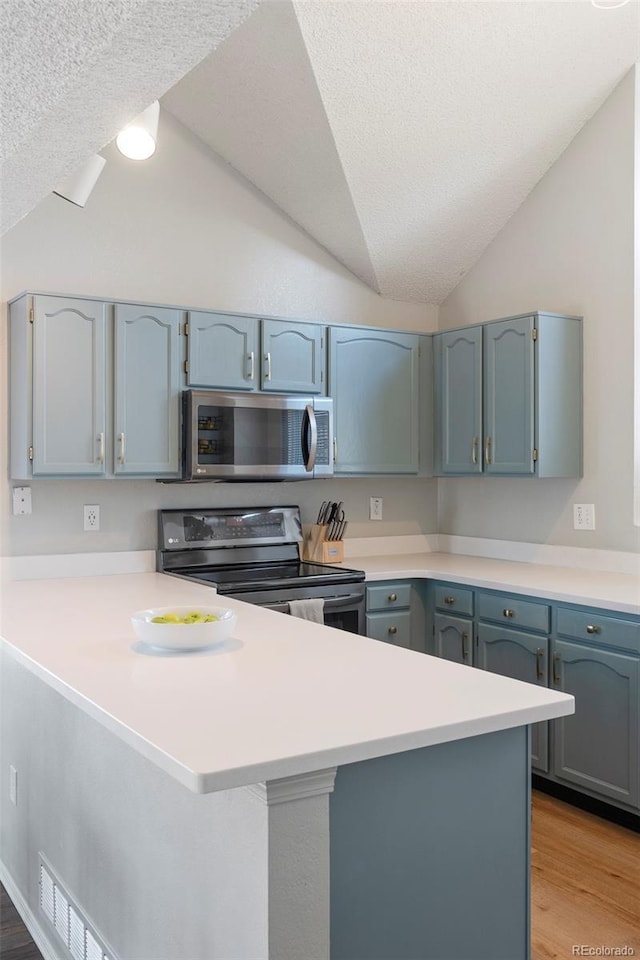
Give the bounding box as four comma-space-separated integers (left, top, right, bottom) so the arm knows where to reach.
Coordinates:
301, 524, 344, 564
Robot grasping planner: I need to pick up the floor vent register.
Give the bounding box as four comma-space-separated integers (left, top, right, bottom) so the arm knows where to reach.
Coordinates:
39, 856, 116, 960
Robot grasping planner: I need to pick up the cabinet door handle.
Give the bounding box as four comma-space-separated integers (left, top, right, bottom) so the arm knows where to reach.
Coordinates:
503, 608, 515, 618
444, 596, 455, 605
96, 433, 105, 464
461, 631, 469, 660
388, 594, 397, 602
536, 648, 544, 681
388, 626, 398, 635
247, 352, 255, 380
471, 437, 478, 464
586, 624, 601, 635
118, 432, 126, 465
333, 437, 337, 464
552, 653, 561, 685
485, 436, 492, 465
264, 352, 272, 380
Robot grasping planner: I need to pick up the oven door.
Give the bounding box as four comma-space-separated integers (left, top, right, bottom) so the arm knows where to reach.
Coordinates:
262, 591, 365, 635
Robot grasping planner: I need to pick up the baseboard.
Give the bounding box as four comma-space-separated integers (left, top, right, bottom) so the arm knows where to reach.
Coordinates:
532, 777, 640, 832
0, 860, 63, 960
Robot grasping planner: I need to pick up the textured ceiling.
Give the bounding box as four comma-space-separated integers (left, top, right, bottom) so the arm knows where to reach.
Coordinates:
0, 0, 259, 235
163, 0, 640, 304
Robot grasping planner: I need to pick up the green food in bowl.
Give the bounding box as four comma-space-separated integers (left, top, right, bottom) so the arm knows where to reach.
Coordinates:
150, 611, 219, 624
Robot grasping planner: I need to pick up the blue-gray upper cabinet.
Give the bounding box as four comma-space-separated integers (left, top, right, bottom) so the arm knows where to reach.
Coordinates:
434, 325, 482, 475
434, 312, 582, 477
260, 320, 325, 394
114, 305, 182, 477
186, 312, 259, 391
15, 295, 108, 477
186, 314, 326, 394
329, 327, 420, 474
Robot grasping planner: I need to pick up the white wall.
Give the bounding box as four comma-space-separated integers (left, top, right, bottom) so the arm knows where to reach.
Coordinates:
0, 110, 438, 557
438, 67, 639, 554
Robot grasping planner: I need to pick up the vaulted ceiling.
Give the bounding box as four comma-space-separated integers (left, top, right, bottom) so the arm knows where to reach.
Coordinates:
2, 1, 639, 305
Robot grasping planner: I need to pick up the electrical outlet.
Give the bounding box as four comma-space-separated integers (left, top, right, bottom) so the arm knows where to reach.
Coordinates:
573, 503, 596, 531
12, 486, 32, 516
369, 497, 383, 521
83, 505, 100, 532
9, 765, 17, 805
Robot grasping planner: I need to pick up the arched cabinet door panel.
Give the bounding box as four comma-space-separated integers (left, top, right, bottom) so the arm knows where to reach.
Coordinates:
261, 320, 325, 394
114, 304, 182, 477
187, 312, 259, 391
32, 296, 107, 477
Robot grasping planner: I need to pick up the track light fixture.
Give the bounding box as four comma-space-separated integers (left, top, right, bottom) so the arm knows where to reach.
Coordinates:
116, 101, 160, 160
53, 154, 107, 207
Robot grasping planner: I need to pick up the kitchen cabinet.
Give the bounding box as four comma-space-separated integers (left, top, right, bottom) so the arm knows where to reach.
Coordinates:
186, 312, 325, 394
434, 311, 582, 477
113, 304, 182, 476
10, 293, 183, 479
432, 584, 474, 665
551, 609, 639, 809
366, 582, 413, 649
329, 327, 420, 474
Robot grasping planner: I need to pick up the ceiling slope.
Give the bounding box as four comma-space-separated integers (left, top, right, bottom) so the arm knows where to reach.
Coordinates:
163, 0, 640, 304
162, 0, 379, 291
0, 0, 259, 235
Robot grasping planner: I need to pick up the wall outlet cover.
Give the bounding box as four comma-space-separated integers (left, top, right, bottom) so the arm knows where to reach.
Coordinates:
83, 505, 100, 532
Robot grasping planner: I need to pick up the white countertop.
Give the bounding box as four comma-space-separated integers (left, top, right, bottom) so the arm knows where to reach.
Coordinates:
0, 571, 573, 794
346, 551, 640, 615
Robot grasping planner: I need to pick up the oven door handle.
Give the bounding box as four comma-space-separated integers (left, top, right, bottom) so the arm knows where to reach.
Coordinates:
262, 592, 364, 614
302, 404, 318, 473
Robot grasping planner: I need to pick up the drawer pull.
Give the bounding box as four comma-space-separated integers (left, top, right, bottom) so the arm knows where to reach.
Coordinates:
444, 596, 455, 605
388, 626, 398, 635
461, 631, 469, 660
536, 648, 544, 681
586, 624, 601, 635
503, 608, 515, 618
388, 593, 397, 602
552, 654, 561, 686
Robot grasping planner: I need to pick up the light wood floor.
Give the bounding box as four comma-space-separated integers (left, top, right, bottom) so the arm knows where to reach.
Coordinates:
531, 791, 640, 960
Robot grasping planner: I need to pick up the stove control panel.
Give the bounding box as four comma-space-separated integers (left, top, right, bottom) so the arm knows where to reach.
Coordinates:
158, 506, 303, 552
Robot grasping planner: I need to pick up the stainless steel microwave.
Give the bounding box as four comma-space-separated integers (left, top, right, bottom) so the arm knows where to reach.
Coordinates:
182, 390, 334, 481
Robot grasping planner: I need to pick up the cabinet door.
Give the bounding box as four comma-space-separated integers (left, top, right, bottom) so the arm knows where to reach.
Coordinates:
483, 315, 535, 475
261, 320, 325, 394
32, 296, 107, 476
434, 327, 482, 474
552, 639, 639, 808
187, 312, 258, 390
477, 624, 549, 771
329, 328, 419, 474
434, 614, 473, 666
114, 305, 182, 477
366, 610, 411, 648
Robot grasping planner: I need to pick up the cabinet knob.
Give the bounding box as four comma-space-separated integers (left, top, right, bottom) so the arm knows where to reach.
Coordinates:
388, 593, 397, 602
444, 596, 455, 605
388, 626, 398, 635
586, 624, 601, 635
503, 608, 515, 618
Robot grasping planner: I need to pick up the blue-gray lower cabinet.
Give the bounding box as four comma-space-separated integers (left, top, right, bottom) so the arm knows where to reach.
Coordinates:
434, 613, 473, 665
114, 304, 182, 477
477, 624, 549, 772
329, 327, 419, 474
551, 637, 639, 809
366, 582, 413, 649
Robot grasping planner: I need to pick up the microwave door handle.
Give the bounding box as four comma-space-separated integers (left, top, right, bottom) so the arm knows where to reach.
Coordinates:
303, 404, 318, 472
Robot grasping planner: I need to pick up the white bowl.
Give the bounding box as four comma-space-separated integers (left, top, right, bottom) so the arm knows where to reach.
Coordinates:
131, 605, 237, 651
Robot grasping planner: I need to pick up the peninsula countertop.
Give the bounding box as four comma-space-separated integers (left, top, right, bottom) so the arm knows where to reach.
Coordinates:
0, 571, 573, 794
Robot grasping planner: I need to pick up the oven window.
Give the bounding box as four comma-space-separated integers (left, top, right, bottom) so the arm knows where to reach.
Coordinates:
324, 608, 361, 634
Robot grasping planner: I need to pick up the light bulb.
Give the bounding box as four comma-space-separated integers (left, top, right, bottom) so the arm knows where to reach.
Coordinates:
116, 101, 159, 161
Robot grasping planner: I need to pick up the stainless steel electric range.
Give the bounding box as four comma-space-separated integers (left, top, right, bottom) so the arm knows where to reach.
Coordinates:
157, 506, 366, 634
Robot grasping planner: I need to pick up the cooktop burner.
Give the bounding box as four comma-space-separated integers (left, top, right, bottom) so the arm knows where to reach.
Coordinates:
174, 560, 365, 594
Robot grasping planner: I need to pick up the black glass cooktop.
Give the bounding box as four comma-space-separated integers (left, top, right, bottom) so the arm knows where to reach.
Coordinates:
178, 561, 365, 594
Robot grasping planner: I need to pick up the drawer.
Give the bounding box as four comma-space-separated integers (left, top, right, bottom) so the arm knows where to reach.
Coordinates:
366, 610, 411, 648
366, 583, 411, 612
433, 584, 474, 616
477, 592, 550, 634
557, 608, 640, 655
